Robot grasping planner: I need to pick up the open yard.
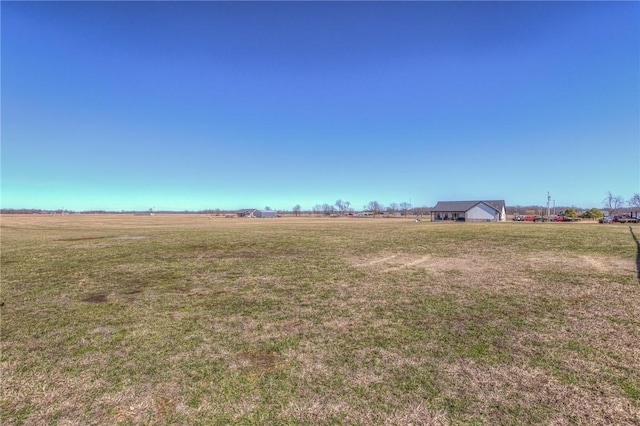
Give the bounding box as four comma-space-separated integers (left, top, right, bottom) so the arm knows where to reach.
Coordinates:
1, 215, 639, 425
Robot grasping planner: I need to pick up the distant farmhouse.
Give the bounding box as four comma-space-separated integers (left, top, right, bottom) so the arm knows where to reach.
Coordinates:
254, 210, 277, 218
236, 209, 278, 218
431, 200, 506, 222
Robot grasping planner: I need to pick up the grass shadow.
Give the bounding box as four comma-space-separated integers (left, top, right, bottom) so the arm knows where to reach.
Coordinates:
630, 226, 640, 282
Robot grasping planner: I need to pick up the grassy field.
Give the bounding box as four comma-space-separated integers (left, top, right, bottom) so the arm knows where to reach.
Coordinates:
1, 214, 639, 425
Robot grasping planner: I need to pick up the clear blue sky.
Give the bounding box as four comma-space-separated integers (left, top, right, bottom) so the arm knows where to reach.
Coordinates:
2, 1, 639, 211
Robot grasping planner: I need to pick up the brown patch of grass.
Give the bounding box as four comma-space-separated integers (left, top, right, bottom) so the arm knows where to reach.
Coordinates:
237, 350, 282, 373
57, 236, 109, 242
81, 293, 108, 303
155, 395, 178, 423
386, 402, 448, 425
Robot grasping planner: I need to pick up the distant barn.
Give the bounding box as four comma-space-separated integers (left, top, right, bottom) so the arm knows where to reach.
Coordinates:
254, 210, 277, 218
431, 200, 506, 222
236, 209, 278, 218
236, 209, 256, 218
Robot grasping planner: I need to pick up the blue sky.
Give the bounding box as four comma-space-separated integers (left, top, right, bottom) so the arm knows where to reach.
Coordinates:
2, 1, 639, 211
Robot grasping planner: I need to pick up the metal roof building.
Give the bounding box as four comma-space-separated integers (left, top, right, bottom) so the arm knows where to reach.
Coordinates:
236, 209, 278, 218
254, 210, 277, 218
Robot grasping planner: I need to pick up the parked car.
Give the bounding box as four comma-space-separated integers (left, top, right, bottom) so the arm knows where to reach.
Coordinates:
599, 216, 612, 224
612, 215, 639, 223
553, 215, 580, 222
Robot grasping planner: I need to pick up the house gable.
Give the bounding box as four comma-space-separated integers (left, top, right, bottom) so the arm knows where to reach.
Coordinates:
466, 203, 500, 221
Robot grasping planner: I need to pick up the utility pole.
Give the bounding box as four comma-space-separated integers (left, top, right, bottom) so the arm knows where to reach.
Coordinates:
546, 192, 551, 221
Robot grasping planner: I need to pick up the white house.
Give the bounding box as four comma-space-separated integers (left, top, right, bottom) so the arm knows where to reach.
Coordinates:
431, 200, 506, 222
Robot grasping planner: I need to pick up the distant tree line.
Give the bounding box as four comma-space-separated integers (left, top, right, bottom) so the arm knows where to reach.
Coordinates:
0, 208, 238, 215
292, 199, 420, 217
0, 208, 59, 214
3, 191, 638, 217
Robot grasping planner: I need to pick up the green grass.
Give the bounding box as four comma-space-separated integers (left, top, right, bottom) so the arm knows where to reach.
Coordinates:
1, 215, 639, 424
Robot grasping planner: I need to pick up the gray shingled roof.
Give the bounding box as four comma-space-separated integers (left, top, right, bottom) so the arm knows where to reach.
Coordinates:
431, 200, 505, 213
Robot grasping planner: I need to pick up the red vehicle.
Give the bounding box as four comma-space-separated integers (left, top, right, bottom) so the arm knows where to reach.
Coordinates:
553, 215, 580, 222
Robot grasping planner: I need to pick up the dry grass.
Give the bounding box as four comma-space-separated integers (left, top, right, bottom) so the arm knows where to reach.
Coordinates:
1, 214, 639, 424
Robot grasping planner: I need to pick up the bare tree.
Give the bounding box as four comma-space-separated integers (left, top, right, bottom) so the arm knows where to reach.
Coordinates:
388, 202, 399, 215
399, 201, 412, 217
292, 204, 302, 217
629, 193, 640, 209
366, 201, 383, 216
413, 206, 429, 217
312, 204, 323, 215
335, 199, 352, 215
603, 191, 624, 216
322, 203, 335, 215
